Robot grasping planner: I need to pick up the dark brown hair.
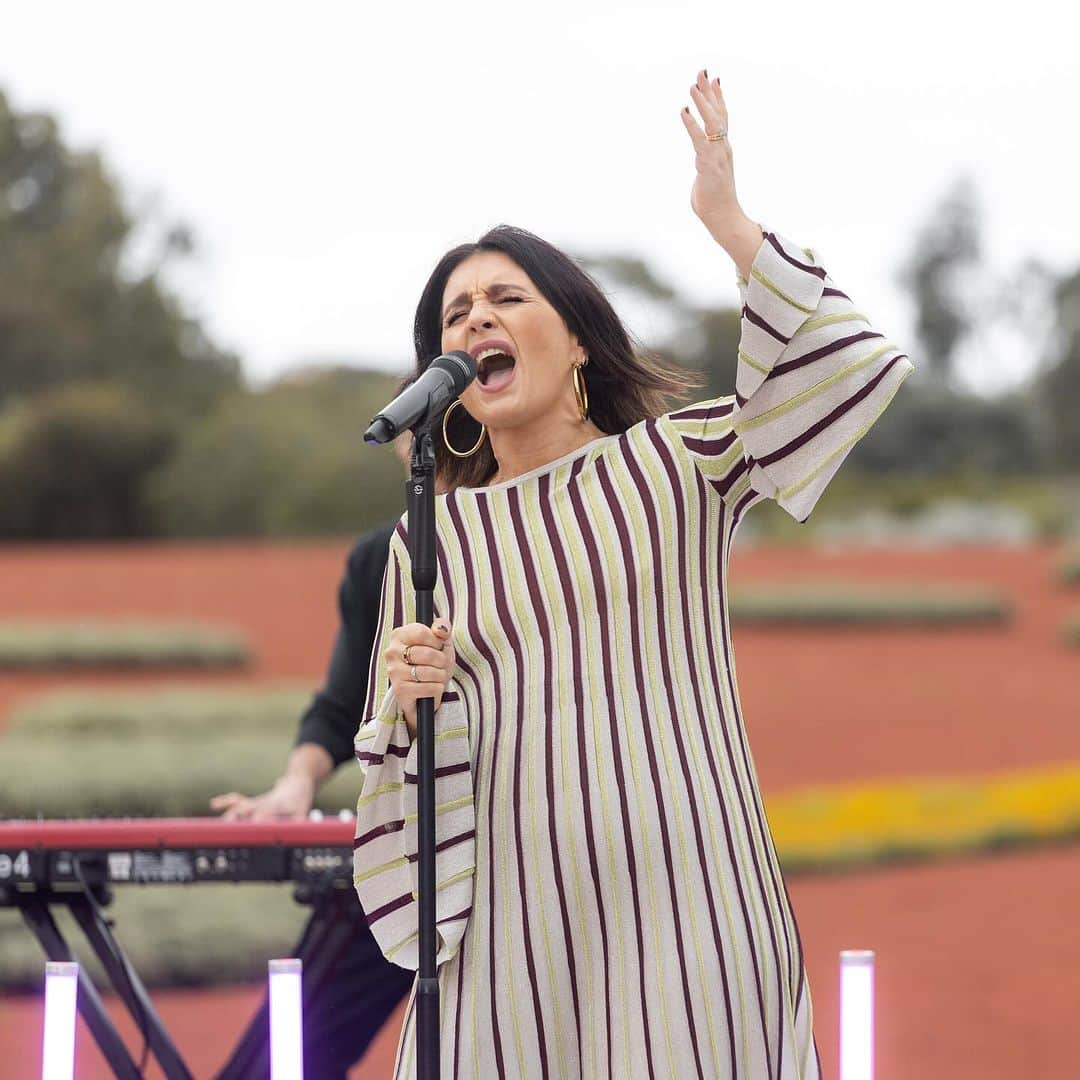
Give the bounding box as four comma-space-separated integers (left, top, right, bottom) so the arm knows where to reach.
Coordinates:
411, 224, 702, 490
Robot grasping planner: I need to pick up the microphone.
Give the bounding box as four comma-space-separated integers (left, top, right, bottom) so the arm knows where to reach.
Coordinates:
363, 350, 477, 444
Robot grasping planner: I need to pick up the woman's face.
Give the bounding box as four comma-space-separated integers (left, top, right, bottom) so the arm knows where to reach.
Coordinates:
439, 251, 585, 431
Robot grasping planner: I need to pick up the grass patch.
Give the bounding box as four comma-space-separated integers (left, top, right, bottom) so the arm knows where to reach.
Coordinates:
0, 621, 252, 670
729, 583, 1010, 626
0, 734, 363, 818
6, 685, 312, 738
0, 883, 310, 992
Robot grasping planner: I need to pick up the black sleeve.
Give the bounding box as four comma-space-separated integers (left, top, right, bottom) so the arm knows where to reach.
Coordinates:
293, 520, 398, 768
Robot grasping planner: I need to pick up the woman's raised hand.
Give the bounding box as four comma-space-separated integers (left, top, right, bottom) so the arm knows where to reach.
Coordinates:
680, 69, 745, 243
386, 619, 456, 738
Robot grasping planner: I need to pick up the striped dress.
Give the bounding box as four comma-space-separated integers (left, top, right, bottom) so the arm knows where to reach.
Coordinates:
353, 229, 914, 1079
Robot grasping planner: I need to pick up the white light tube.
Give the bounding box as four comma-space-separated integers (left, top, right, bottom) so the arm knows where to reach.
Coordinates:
840, 949, 874, 1080
42, 961, 78, 1080
268, 957, 304, 1079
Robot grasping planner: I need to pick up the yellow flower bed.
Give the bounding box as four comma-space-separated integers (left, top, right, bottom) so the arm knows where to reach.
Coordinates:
767, 763, 1080, 871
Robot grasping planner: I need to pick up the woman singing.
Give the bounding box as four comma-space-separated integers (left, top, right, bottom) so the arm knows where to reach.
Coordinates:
353, 70, 913, 1078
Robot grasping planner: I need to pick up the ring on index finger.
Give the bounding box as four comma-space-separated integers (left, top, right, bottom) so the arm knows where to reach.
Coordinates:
706, 129, 728, 141
410, 664, 420, 682
403, 644, 414, 665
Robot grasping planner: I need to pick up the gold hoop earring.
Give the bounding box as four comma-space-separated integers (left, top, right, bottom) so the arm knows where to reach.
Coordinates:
572, 363, 589, 421
442, 399, 487, 458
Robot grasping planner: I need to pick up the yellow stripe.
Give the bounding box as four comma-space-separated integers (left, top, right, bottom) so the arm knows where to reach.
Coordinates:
797, 311, 868, 334
737, 348, 770, 375
356, 780, 403, 807
750, 265, 818, 314
779, 361, 912, 501
403, 793, 472, 825
409, 865, 476, 900
734, 343, 897, 432
435, 725, 468, 743
352, 853, 407, 884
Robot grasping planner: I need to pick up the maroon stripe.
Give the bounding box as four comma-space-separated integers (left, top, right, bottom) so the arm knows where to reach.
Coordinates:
756, 353, 907, 469
669, 401, 735, 422
646, 424, 743, 1073
743, 303, 791, 344
823, 286, 850, 301
735, 390, 748, 407
403, 761, 470, 784
681, 430, 737, 458
354, 818, 405, 849
689, 465, 777, 1073
437, 906, 473, 926
712, 453, 749, 500
355, 743, 410, 766
612, 430, 707, 1079
366, 890, 413, 926
509, 481, 584, 1062
715, 505, 794, 1073
406, 828, 476, 863
767, 329, 883, 382
444, 493, 506, 1080
764, 231, 826, 278
476, 494, 550, 1078
539, 472, 615, 1080
575, 459, 659, 1080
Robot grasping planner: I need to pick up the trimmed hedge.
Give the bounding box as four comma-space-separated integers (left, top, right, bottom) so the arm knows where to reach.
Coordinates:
7, 685, 311, 738
0, 621, 251, 670
0, 734, 363, 819
728, 583, 1010, 626
1058, 553, 1080, 585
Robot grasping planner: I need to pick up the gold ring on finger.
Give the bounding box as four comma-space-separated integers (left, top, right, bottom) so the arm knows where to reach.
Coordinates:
706, 129, 728, 141
403, 644, 414, 665
410, 664, 420, 682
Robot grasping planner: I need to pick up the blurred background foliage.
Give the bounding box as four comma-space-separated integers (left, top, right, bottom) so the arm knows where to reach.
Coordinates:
2, 90, 1079, 542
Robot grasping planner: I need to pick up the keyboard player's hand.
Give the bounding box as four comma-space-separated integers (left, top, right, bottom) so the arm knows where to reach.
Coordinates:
210, 773, 315, 821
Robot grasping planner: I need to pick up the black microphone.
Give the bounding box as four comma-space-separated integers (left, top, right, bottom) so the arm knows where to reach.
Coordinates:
363, 350, 477, 444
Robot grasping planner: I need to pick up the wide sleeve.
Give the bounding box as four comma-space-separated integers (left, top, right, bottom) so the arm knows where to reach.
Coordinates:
663, 227, 914, 523
351, 527, 475, 970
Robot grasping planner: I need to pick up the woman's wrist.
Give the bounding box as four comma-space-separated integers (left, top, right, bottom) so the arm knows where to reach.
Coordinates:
708, 214, 764, 281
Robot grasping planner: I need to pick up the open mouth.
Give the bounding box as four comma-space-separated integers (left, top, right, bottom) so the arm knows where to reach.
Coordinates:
476, 350, 516, 392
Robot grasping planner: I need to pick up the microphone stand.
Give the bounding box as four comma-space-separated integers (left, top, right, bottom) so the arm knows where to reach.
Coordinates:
407, 424, 440, 1080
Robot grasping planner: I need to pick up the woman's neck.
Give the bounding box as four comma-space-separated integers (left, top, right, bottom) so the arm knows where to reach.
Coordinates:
485, 418, 607, 486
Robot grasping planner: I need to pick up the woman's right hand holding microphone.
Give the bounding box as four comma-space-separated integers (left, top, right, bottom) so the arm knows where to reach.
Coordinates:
386, 619, 455, 738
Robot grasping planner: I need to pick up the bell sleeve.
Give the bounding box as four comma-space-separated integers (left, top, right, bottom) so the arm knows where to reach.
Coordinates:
664, 227, 914, 523
352, 527, 475, 970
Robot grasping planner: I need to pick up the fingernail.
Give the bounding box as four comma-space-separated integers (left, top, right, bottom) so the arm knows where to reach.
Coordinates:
704, 68, 708, 78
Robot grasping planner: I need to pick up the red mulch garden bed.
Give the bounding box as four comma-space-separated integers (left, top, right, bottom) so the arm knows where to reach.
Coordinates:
2, 538, 1076, 1078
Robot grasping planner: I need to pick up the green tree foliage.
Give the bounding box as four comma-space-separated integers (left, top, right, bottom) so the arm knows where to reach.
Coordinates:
148, 366, 409, 536
0, 90, 243, 538
575, 251, 739, 402
0, 382, 174, 538
0, 90, 241, 410
896, 176, 981, 382
1042, 268, 1080, 468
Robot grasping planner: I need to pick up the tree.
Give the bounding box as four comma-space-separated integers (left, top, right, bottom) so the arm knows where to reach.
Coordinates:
1042, 267, 1080, 469
0, 90, 241, 414
0, 89, 243, 538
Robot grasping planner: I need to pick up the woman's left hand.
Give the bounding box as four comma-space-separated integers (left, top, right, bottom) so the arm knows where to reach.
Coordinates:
680, 70, 746, 242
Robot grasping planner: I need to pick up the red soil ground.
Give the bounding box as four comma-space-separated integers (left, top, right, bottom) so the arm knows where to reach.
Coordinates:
1, 539, 1077, 1077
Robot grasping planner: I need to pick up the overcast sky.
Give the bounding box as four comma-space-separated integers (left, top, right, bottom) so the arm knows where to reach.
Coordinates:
5, 1, 1078, 395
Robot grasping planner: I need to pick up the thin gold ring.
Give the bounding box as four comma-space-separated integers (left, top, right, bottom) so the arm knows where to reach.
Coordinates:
706, 129, 728, 141
403, 644, 414, 665
410, 664, 420, 682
